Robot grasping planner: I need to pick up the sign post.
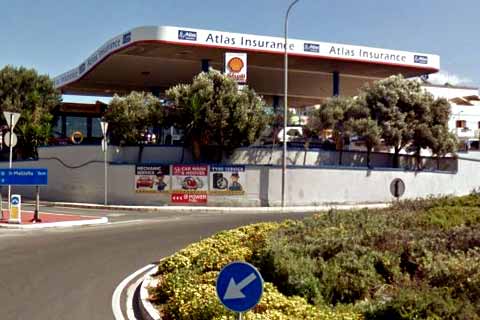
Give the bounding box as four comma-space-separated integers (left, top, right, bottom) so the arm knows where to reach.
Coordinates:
216, 261, 264, 319
2, 111, 20, 220
9, 194, 21, 224
100, 121, 108, 206
33, 186, 41, 223
0, 168, 48, 224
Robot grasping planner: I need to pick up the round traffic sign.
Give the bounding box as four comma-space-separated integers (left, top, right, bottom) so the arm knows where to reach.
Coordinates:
216, 261, 264, 313
390, 178, 406, 198
4, 132, 17, 147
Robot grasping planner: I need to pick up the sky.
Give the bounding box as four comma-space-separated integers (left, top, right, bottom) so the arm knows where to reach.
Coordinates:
1, 0, 479, 102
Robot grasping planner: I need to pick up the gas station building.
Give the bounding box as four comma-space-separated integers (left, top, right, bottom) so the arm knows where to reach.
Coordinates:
53, 25, 440, 142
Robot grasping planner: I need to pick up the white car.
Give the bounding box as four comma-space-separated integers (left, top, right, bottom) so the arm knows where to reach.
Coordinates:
277, 127, 303, 142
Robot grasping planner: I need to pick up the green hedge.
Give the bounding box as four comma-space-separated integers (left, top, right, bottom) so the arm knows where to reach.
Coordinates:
149, 194, 480, 319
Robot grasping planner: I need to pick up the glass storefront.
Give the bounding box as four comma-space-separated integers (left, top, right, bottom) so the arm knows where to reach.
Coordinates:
66, 116, 88, 138
91, 117, 103, 138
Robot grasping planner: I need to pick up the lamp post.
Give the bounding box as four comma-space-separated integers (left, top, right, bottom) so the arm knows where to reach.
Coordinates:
282, 0, 300, 207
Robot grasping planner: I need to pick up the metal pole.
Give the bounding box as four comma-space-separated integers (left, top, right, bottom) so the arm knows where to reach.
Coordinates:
8, 113, 13, 213
104, 139, 108, 206
238, 312, 243, 320
33, 185, 41, 222
282, 0, 300, 207
0, 186, 2, 220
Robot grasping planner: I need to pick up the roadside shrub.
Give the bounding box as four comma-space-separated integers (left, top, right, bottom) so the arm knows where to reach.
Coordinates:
364, 286, 480, 320
151, 222, 361, 319
420, 206, 480, 230
421, 248, 480, 304
151, 194, 480, 319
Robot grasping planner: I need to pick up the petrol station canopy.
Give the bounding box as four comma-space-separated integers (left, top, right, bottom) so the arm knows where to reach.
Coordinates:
55, 26, 440, 106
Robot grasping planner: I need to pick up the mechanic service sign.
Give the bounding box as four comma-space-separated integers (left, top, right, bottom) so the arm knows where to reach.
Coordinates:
134, 165, 170, 193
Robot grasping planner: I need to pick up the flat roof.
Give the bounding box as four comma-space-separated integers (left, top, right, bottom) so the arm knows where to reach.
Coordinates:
55, 26, 440, 105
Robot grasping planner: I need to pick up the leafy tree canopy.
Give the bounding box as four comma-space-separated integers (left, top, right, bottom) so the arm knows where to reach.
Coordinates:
166, 70, 268, 160
104, 91, 162, 145
307, 75, 456, 169
0, 65, 61, 158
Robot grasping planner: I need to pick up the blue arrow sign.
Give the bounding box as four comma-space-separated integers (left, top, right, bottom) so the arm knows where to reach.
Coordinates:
216, 261, 264, 313
0, 168, 48, 185
11, 195, 20, 205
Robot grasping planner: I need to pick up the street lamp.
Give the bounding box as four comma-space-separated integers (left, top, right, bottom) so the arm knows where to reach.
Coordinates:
282, 0, 300, 207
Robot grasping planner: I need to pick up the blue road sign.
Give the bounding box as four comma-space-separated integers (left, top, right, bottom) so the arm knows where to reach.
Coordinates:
216, 261, 264, 313
0, 168, 48, 185
11, 195, 20, 205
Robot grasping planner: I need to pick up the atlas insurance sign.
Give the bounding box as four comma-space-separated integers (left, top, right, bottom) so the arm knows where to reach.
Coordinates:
225, 52, 247, 84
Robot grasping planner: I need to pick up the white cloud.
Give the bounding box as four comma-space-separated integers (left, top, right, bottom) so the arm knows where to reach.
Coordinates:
427, 71, 473, 86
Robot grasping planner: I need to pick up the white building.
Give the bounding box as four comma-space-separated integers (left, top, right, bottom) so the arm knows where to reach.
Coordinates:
422, 82, 480, 149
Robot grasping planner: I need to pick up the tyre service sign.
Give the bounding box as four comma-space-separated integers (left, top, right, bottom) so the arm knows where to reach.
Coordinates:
135, 165, 170, 193
210, 165, 245, 195
172, 165, 209, 193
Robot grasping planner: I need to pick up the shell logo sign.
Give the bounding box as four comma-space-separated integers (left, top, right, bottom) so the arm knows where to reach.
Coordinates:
225, 52, 247, 83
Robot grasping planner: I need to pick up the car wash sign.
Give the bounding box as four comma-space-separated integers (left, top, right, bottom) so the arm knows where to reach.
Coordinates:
225, 52, 247, 84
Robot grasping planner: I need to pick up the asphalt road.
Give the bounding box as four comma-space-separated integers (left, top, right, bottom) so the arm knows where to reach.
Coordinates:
0, 207, 313, 320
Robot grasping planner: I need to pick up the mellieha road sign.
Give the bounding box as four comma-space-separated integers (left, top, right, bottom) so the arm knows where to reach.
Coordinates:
0, 168, 48, 185
216, 261, 264, 313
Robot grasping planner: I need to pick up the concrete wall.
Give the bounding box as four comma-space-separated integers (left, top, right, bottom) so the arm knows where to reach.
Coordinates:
229, 147, 457, 172
3, 146, 477, 206
39, 145, 192, 165
265, 165, 471, 206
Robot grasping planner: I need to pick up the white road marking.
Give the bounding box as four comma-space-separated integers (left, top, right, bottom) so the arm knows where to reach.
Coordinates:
108, 213, 127, 217
112, 264, 155, 320
107, 220, 146, 225
126, 272, 149, 319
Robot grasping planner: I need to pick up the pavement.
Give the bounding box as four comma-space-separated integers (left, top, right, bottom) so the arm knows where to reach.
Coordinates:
0, 209, 107, 229
0, 201, 388, 320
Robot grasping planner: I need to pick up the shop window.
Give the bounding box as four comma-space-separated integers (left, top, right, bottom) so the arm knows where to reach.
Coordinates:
66, 116, 87, 139
52, 116, 63, 138
91, 117, 103, 138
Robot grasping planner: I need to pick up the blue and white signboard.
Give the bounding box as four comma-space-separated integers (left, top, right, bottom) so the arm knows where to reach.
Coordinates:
0, 168, 48, 185
216, 261, 264, 313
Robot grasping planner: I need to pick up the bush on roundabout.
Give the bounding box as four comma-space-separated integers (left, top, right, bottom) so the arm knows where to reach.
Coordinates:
149, 194, 480, 320
149, 223, 360, 320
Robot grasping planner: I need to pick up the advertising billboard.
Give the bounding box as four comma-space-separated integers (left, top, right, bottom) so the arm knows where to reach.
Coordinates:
172, 165, 209, 193
134, 165, 170, 193
209, 165, 246, 195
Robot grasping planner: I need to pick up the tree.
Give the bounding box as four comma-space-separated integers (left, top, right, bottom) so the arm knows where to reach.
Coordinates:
103, 91, 162, 145
359, 75, 429, 167
0, 66, 61, 159
307, 96, 357, 164
359, 75, 456, 169
348, 117, 381, 168
166, 70, 268, 161
410, 96, 457, 169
